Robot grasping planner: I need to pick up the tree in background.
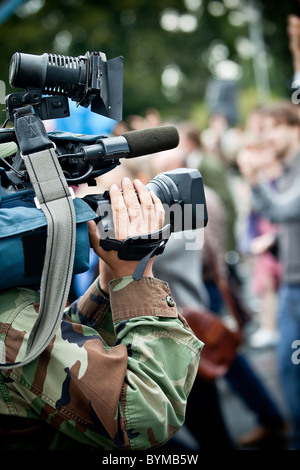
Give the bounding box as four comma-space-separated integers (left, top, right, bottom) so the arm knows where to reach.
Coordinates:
0, 0, 297, 124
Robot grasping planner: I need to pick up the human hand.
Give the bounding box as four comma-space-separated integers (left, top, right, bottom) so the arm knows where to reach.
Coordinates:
250, 233, 276, 255
88, 177, 165, 291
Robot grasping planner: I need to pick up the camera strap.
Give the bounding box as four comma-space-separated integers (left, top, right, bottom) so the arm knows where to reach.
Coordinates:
0, 105, 76, 369
100, 224, 172, 280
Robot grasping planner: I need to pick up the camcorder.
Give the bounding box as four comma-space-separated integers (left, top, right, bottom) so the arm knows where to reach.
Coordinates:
0, 49, 209, 369
0, 50, 208, 245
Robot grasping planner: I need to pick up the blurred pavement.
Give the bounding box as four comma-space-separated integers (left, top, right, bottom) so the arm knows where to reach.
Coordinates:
218, 335, 291, 450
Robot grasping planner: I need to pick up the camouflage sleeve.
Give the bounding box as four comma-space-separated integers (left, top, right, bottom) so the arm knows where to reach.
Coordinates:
67, 277, 116, 347
107, 276, 203, 449
0, 277, 203, 450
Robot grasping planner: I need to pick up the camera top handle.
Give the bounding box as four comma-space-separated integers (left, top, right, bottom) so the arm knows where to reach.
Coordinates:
6, 90, 70, 123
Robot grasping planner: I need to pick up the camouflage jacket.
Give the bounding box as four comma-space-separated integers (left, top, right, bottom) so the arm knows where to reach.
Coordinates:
0, 276, 203, 450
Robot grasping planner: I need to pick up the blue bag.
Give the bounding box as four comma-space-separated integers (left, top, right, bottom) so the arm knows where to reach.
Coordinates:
0, 188, 97, 291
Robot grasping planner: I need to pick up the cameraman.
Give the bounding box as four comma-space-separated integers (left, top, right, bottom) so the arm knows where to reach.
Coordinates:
0, 176, 203, 450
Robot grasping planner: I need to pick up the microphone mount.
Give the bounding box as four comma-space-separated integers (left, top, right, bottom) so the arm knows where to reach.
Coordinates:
0, 125, 180, 187
79, 136, 130, 161
6, 89, 70, 123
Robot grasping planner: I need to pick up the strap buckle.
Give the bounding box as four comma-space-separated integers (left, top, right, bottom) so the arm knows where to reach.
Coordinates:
20, 141, 57, 160
34, 186, 75, 209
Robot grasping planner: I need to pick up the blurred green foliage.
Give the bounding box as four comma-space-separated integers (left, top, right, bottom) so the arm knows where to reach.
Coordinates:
0, 0, 298, 127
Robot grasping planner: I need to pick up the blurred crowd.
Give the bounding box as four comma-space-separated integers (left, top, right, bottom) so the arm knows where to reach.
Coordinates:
55, 14, 300, 451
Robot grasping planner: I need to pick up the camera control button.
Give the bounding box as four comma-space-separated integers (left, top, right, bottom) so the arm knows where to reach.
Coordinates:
166, 295, 175, 307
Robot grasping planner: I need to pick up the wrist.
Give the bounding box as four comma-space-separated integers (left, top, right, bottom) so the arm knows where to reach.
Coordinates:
112, 261, 154, 279
97, 277, 110, 297
99, 276, 110, 295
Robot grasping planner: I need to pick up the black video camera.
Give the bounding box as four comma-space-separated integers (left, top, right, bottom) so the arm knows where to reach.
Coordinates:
0, 50, 208, 235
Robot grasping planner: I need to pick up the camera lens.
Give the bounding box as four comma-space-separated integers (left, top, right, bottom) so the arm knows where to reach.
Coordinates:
146, 168, 208, 232
146, 174, 179, 207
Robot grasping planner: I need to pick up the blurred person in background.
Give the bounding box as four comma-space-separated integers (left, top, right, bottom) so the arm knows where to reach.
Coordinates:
238, 98, 300, 449
178, 121, 238, 255
237, 16, 300, 448
179, 122, 251, 327
150, 133, 286, 449
239, 107, 283, 348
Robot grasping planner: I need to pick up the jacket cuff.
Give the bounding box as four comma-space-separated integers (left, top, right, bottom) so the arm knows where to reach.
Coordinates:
109, 276, 178, 322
